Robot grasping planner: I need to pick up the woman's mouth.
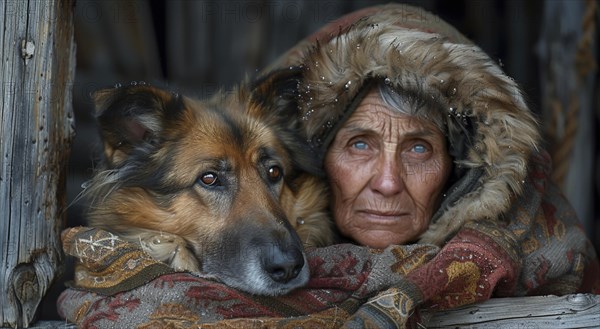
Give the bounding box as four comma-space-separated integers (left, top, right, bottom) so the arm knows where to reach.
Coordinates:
358, 210, 408, 222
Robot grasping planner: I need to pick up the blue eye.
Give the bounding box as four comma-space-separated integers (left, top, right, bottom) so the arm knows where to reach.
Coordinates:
353, 141, 368, 150
412, 144, 427, 153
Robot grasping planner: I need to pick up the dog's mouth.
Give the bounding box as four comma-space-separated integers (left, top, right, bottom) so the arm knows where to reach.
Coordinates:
196, 226, 310, 296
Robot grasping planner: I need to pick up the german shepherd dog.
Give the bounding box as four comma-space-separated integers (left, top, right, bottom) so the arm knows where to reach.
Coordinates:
83, 73, 333, 296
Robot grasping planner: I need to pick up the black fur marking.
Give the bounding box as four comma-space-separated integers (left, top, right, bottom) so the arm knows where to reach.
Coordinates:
207, 106, 246, 149
96, 86, 186, 154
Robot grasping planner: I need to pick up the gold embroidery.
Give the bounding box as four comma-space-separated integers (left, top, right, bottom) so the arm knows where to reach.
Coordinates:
445, 261, 480, 304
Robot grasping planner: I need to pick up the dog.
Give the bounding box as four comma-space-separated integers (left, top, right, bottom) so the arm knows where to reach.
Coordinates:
83, 73, 334, 296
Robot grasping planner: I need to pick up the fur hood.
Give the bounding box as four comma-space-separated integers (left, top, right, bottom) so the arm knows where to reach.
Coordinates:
263, 4, 541, 246
267, 4, 540, 245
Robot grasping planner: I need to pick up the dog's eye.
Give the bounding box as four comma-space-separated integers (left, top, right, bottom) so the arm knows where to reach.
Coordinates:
198, 172, 219, 187
267, 165, 283, 182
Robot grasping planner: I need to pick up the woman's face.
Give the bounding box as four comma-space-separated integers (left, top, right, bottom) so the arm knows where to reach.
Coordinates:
325, 89, 452, 248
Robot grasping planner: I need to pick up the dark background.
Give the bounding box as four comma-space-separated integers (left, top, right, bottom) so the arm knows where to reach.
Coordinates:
42, 0, 600, 320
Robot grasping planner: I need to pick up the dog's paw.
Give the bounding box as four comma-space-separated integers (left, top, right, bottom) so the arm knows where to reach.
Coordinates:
168, 247, 201, 273
138, 233, 200, 272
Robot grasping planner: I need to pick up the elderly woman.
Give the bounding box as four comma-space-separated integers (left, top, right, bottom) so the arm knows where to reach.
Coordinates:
58, 4, 599, 328
265, 2, 600, 324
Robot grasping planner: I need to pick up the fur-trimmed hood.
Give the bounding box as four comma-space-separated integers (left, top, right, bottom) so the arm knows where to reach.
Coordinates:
263, 4, 541, 245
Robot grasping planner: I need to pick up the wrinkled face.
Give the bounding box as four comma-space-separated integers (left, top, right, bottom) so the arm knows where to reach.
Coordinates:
325, 89, 452, 248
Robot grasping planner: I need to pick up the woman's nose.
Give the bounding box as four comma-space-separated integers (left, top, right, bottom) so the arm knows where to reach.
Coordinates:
369, 154, 404, 196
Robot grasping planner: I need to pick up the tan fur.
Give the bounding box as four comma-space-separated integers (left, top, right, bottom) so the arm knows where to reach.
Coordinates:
281, 175, 334, 248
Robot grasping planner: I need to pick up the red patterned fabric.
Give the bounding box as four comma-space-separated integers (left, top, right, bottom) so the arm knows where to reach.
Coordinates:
57, 227, 438, 328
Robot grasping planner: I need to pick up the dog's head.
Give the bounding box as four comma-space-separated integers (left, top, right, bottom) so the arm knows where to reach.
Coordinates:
85, 72, 320, 295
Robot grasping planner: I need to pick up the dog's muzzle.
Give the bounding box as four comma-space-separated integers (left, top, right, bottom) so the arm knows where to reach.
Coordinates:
200, 222, 310, 296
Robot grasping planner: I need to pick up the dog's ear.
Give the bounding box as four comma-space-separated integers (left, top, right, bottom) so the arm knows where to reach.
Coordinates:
250, 67, 324, 177
92, 85, 185, 167
250, 67, 303, 130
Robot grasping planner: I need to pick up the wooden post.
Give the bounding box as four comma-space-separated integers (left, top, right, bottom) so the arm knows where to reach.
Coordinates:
0, 0, 75, 327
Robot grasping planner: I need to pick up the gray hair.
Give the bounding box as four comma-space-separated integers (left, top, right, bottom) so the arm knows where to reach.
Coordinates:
377, 81, 446, 135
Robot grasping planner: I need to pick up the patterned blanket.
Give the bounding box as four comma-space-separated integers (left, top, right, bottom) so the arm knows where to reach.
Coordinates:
57, 226, 438, 328
58, 152, 599, 329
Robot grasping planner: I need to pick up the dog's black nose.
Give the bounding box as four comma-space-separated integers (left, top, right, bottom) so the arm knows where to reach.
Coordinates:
264, 247, 305, 284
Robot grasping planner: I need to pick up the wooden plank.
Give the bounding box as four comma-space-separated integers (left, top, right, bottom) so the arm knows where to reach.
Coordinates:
0, 0, 75, 327
421, 294, 600, 328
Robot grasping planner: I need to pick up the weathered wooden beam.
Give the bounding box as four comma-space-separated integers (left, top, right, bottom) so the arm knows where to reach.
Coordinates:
0, 0, 75, 327
421, 294, 600, 328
